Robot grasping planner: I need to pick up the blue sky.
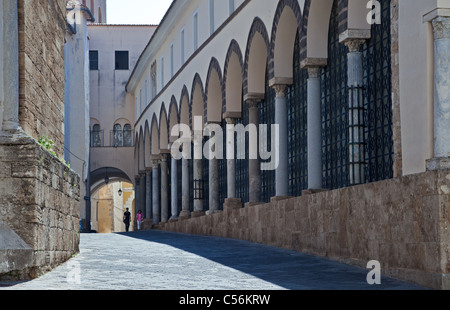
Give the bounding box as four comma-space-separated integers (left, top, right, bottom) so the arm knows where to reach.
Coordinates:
107, 0, 173, 25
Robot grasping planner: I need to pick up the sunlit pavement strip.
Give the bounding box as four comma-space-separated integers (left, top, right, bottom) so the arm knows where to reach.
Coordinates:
1, 230, 426, 290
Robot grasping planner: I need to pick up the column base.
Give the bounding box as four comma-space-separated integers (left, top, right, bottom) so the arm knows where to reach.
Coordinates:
223, 198, 242, 211
206, 210, 223, 216
142, 219, 153, 230
178, 211, 191, 220
301, 189, 329, 196
169, 216, 179, 223
270, 196, 293, 202
191, 211, 205, 218
427, 157, 450, 171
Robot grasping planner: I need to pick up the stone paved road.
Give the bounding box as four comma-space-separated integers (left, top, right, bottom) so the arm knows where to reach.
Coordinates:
1, 230, 427, 290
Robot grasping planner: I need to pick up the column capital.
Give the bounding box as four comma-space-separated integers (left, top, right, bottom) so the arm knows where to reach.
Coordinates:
160, 153, 168, 162
307, 67, 321, 79
343, 38, 366, 52
151, 159, 160, 169
225, 117, 236, 125
272, 84, 288, 98
432, 16, 450, 40
246, 99, 259, 109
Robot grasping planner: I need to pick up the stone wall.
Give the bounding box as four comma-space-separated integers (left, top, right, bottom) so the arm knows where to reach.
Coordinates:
159, 169, 450, 290
0, 134, 80, 280
17, 0, 67, 158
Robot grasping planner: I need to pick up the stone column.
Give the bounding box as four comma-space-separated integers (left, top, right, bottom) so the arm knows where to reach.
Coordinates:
428, 17, 450, 169
152, 159, 160, 224
145, 170, 152, 219
247, 99, 260, 203
179, 156, 191, 219
344, 39, 367, 185
170, 154, 179, 221
272, 84, 289, 197
134, 176, 140, 219
160, 154, 169, 223
1, 0, 20, 133
139, 174, 146, 217
223, 116, 242, 211
206, 124, 220, 215
306, 67, 323, 190
192, 132, 204, 216
225, 117, 236, 198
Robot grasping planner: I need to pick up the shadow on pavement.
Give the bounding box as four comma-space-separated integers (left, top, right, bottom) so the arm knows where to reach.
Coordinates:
117, 230, 427, 290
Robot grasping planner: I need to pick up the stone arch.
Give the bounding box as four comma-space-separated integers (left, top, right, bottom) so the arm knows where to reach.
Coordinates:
243, 17, 270, 99
134, 132, 139, 177
159, 105, 169, 151
190, 73, 206, 130
223, 39, 244, 115
168, 95, 180, 143
179, 85, 190, 129
205, 57, 224, 124
150, 114, 160, 155
269, 0, 303, 82
300, 0, 334, 63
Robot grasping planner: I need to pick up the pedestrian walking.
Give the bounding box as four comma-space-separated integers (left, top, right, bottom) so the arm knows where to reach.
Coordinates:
123, 208, 131, 232
136, 210, 144, 230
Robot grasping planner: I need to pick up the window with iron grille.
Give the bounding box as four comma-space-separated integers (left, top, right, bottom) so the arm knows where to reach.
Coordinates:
235, 97, 249, 204
202, 138, 209, 210
362, 0, 393, 183
320, 0, 349, 190
287, 33, 308, 197
218, 119, 228, 210
260, 65, 276, 203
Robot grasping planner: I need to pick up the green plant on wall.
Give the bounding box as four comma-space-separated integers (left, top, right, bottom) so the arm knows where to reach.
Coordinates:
38, 136, 70, 168
38, 136, 56, 157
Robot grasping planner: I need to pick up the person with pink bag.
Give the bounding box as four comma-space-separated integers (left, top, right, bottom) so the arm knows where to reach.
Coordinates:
136, 210, 144, 231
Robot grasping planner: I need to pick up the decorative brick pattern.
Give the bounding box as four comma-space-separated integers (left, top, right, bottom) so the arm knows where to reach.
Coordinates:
243, 17, 270, 97
268, 0, 303, 81
204, 57, 225, 123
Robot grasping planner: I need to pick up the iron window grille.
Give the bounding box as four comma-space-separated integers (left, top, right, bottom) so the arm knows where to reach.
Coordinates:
287, 32, 309, 197
260, 64, 276, 203
362, 0, 394, 183
320, 0, 350, 190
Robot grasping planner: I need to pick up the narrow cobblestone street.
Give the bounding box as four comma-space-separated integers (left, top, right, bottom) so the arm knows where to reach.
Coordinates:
0, 230, 426, 291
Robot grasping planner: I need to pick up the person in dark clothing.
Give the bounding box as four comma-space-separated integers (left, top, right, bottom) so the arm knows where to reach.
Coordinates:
123, 208, 131, 232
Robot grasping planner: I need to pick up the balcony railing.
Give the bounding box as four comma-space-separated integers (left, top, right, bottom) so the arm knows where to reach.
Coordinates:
90, 130, 135, 148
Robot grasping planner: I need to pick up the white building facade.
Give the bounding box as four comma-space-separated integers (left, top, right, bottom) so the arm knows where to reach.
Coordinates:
125, 0, 450, 288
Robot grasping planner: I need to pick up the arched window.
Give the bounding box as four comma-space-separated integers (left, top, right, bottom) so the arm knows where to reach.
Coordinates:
123, 124, 133, 147
320, 0, 349, 190
362, 0, 393, 183
91, 124, 102, 147
259, 64, 276, 203
113, 124, 123, 147
287, 32, 308, 197
235, 90, 249, 204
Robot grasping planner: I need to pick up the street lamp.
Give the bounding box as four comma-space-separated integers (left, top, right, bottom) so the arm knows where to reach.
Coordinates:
118, 189, 123, 196
105, 167, 109, 185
